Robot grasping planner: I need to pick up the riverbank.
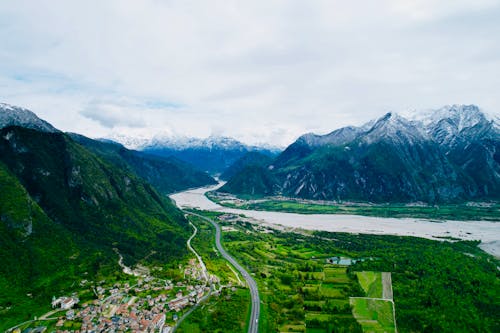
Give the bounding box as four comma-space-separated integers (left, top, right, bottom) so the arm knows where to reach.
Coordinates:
170, 184, 500, 258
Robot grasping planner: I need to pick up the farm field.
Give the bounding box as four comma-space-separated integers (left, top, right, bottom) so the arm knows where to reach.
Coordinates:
188, 209, 500, 333
350, 298, 396, 333
356, 271, 383, 299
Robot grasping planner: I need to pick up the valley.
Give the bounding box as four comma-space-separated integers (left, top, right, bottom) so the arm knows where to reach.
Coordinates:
207, 191, 500, 221
3, 1, 500, 331
172, 183, 500, 258
183, 209, 499, 332
1, 103, 499, 332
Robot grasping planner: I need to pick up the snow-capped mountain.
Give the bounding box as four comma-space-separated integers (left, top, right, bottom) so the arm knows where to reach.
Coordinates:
0, 103, 58, 132
408, 104, 497, 147
298, 126, 364, 148
148, 135, 249, 151
289, 104, 498, 149
106, 133, 281, 174
221, 104, 500, 203
361, 112, 428, 145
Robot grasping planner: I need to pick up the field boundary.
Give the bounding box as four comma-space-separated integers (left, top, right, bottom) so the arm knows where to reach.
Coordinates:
350, 272, 398, 333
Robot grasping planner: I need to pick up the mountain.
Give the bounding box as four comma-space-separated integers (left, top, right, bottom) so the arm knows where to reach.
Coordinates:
220, 105, 500, 203
138, 135, 281, 175
69, 134, 217, 194
220, 151, 274, 181
220, 165, 278, 196
0, 103, 58, 132
0, 105, 191, 327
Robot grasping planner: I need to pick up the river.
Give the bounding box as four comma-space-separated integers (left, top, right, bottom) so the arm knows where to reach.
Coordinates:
170, 184, 500, 258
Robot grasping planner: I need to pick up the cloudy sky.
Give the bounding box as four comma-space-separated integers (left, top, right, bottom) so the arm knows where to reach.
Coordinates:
1, 0, 500, 146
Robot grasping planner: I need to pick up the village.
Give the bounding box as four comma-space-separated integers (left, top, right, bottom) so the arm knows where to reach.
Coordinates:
10, 259, 221, 333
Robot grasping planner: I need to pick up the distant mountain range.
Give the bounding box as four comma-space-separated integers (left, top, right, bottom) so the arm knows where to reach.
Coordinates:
121, 135, 281, 175
220, 105, 500, 203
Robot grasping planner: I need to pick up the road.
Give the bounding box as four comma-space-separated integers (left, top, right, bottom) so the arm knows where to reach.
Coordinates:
187, 221, 209, 282
185, 211, 260, 333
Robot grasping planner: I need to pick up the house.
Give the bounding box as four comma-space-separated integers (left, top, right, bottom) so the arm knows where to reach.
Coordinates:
52, 296, 79, 309
151, 314, 166, 329
66, 309, 75, 320
51, 296, 63, 308
168, 296, 189, 311
326, 257, 340, 264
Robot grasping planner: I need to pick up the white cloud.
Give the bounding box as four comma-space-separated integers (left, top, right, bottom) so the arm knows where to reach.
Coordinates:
1, 0, 499, 146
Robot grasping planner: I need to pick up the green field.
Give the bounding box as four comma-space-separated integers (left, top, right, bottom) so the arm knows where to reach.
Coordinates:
350, 298, 396, 333
356, 272, 383, 298
175, 215, 251, 332
188, 209, 500, 333
177, 287, 250, 333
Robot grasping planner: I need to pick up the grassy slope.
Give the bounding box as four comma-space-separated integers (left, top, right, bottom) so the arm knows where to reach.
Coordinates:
0, 127, 191, 329
70, 133, 216, 194
0, 162, 86, 329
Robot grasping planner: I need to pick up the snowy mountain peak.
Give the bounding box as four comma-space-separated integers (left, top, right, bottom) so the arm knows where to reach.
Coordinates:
362, 111, 427, 145
416, 104, 497, 146
420, 104, 485, 129
0, 103, 58, 133
299, 126, 363, 147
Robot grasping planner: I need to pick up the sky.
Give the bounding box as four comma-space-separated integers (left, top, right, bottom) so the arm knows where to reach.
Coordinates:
1, 0, 500, 147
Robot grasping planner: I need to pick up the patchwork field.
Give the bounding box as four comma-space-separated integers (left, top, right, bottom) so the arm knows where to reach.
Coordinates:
350, 298, 396, 333
356, 271, 383, 298
188, 210, 500, 333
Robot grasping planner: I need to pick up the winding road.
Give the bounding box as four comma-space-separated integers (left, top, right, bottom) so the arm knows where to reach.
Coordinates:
185, 211, 260, 333
187, 221, 209, 282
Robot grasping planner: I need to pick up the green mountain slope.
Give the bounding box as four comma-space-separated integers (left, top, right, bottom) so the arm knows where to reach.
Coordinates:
219, 151, 273, 181
0, 126, 190, 328
220, 165, 278, 196
221, 108, 500, 203
69, 133, 217, 194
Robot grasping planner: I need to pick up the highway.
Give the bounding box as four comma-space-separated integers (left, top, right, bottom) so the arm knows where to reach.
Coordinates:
185, 211, 260, 333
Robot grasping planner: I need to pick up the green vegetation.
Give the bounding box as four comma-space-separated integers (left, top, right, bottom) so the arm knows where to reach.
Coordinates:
350, 298, 395, 333
0, 127, 191, 330
177, 287, 250, 333
192, 210, 500, 332
208, 193, 500, 221
175, 214, 251, 332
186, 211, 365, 333
70, 133, 216, 194
188, 214, 245, 285
220, 151, 273, 181
356, 272, 382, 298
218, 165, 277, 196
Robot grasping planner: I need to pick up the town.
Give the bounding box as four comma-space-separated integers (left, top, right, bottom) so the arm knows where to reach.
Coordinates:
9, 258, 223, 333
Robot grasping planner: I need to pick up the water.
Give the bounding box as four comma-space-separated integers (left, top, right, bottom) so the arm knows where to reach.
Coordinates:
170, 184, 500, 258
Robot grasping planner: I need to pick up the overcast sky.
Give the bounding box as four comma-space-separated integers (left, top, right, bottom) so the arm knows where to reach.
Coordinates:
1, 0, 500, 146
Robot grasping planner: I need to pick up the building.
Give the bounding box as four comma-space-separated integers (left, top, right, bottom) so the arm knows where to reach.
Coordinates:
168, 296, 189, 311
61, 297, 79, 309
151, 313, 166, 329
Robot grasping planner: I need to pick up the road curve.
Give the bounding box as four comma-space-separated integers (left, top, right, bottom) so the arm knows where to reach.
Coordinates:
185, 211, 260, 333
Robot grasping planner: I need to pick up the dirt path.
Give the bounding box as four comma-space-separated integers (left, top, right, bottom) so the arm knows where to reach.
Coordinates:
382, 272, 393, 300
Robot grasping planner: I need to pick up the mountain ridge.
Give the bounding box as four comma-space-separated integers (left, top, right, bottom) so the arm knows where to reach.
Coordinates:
220, 104, 500, 203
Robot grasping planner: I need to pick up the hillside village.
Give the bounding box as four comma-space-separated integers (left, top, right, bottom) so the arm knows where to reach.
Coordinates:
8, 259, 223, 333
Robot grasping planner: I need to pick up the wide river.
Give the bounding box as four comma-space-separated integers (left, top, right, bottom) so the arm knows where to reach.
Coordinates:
170, 184, 500, 258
